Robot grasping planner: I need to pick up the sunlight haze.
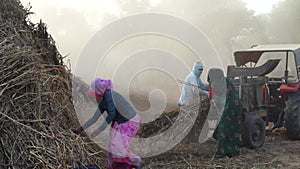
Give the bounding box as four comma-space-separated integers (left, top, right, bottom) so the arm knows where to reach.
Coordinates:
20, 0, 282, 69
243, 0, 282, 14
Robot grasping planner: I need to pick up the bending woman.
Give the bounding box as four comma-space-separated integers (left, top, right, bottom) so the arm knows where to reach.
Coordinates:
73, 78, 142, 169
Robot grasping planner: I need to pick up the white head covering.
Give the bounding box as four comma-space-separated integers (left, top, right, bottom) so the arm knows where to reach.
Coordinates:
192, 61, 203, 76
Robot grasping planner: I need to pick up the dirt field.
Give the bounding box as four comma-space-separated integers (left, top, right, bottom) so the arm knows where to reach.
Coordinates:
143, 129, 300, 169
140, 107, 300, 168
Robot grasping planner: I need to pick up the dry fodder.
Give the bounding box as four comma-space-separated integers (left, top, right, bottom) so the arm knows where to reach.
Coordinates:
138, 95, 210, 140
0, 1, 105, 168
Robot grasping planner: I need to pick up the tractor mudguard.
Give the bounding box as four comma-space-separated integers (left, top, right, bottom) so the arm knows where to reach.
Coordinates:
279, 83, 300, 93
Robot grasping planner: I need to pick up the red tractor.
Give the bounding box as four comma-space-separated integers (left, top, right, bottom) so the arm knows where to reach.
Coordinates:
227, 44, 300, 148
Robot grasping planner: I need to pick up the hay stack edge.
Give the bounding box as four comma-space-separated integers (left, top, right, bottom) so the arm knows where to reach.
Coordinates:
0, 0, 105, 168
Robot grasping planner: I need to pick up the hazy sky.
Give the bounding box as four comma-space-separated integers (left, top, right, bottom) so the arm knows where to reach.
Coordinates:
19, 0, 282, 70
242, 0, 282, 14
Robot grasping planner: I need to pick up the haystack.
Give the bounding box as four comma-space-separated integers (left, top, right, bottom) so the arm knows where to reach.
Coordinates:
0, 1, 105, 168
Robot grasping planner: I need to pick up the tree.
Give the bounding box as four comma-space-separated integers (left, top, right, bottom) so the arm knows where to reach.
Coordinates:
267, 0, 300, 43
113, 0, 262, 64
153, 0, 256, 65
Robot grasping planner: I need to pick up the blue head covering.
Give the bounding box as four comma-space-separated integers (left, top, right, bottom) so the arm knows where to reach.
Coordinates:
192, 61, 203, 77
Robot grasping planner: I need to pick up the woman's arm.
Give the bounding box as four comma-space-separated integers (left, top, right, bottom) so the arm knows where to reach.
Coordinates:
81, 108, 102, 130
97, 89, 116, 131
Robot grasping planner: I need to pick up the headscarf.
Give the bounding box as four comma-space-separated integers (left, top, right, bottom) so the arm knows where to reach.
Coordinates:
192, 61, 204, 77
198, 68, 226, 142
207, 68, 226, 99
87, 78, 113, 98
207, 68, 227, 119
192, 61, 204, 87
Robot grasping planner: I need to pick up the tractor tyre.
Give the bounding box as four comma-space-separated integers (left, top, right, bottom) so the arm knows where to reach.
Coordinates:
284, 89, 300, 140
241, 115, 265, 148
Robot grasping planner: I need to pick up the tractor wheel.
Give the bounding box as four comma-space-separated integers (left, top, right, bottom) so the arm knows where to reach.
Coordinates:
284, 89, 300, 140
241, 115, 266, 148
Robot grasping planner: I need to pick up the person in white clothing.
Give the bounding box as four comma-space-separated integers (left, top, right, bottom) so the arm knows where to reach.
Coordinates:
178, 61, 209, 106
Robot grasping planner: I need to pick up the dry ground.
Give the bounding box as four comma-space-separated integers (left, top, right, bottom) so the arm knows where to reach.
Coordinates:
143, 129, 300, 169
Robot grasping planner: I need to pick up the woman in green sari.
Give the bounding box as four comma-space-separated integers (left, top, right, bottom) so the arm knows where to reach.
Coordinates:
208, 68, 243, 158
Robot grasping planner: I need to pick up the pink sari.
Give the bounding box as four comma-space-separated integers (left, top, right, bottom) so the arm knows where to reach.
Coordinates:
107, 114, 141, 168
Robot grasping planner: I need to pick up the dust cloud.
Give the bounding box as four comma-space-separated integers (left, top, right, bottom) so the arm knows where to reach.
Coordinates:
19, 0, 293, 115
18, 0, 233, 114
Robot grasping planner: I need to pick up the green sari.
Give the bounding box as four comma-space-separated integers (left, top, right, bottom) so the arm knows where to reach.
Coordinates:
209, 69, 242, 157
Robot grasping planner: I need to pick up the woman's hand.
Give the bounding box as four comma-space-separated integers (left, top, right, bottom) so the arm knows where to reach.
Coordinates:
90, 128, 101, 138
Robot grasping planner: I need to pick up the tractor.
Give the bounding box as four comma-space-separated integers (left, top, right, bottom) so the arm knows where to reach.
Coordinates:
227, 44, 300, 148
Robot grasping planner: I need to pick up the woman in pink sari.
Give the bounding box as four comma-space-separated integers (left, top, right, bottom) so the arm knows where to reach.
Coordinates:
73, 78, 143, 169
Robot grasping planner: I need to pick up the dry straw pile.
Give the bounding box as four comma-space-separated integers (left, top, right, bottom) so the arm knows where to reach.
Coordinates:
0, 0, 105, 168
